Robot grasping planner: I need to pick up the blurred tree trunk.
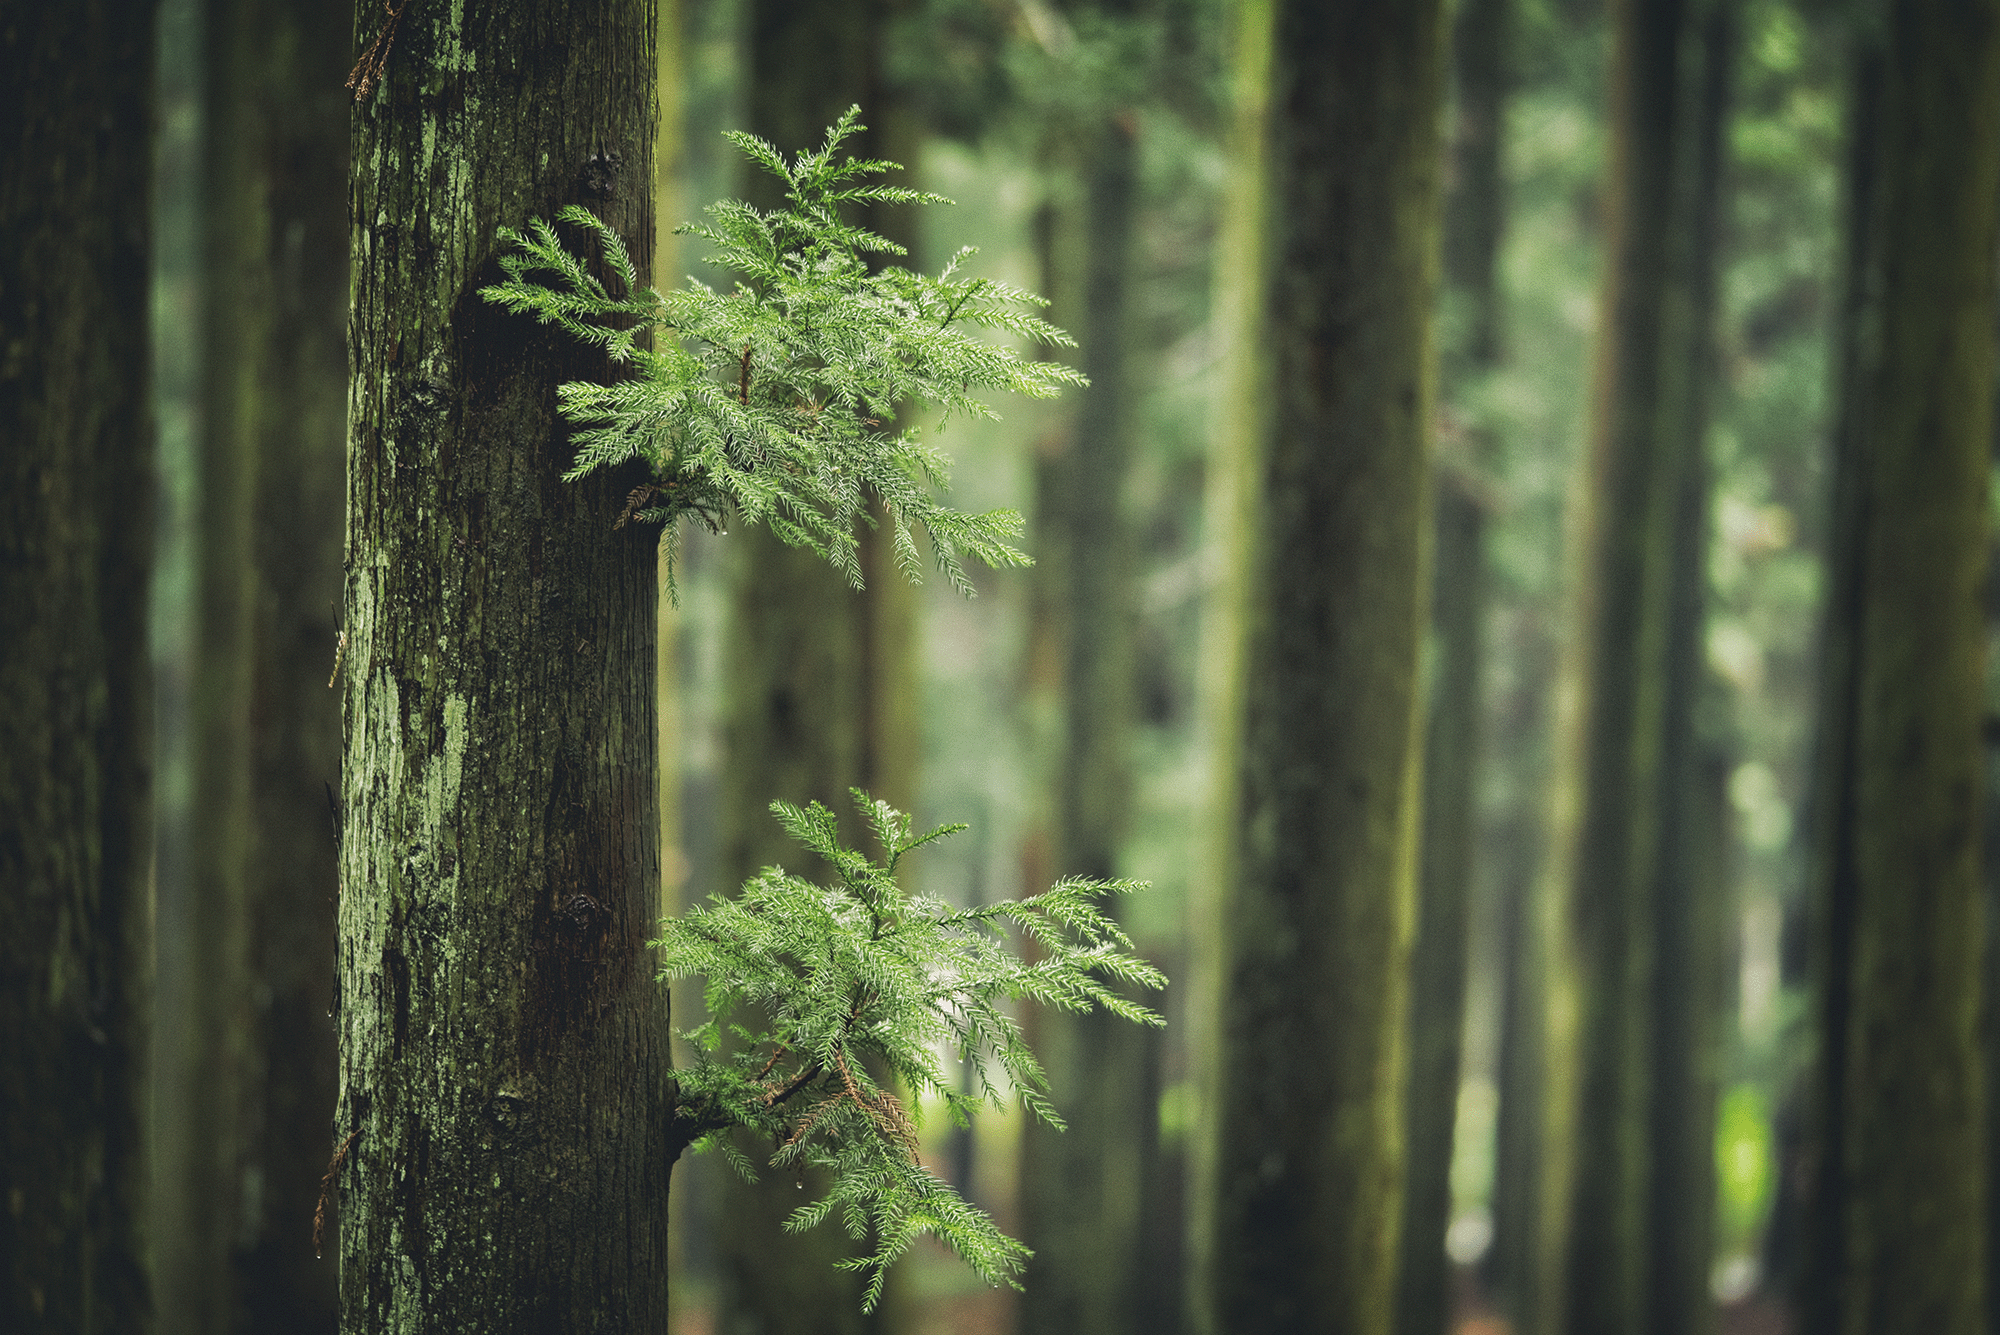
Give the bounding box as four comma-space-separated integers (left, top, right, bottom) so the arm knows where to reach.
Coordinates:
1016, 105, 1150, 1335
1394, 0, 1507, 1329
716, 2, 919, 1328
1802, 2, 2000, 1333
1544, 0, 1696, 1330
0, 3, 156, 1330
336, 4, 670, 1331
1643, 5, 1735, 1334
146, 0, 349, 1329
1189, 0, 1444, 1331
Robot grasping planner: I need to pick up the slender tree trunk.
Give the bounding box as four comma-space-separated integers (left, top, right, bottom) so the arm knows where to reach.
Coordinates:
1395, 0, 1507, 1327
1643, 5, 1734, 1334
716, 3, 919, 1327
336, 5, 669, 1331
1190, 1, 1444, 1331
1547, 0, 1692, 1331
148, 1, 350, 1328
1803, 3, 2000, 1333
1017, 109, 1149, 1335
0, 4, 156, 1330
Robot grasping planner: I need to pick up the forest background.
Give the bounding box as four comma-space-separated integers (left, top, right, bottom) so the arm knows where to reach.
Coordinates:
5, 0, 1997, 1333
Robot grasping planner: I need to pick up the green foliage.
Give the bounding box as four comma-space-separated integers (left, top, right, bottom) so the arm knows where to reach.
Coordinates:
655, 792, 1166, 1310
480, 107, 1085, 596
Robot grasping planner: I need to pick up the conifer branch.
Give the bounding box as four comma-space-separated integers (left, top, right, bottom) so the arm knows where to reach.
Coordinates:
652, 792, 1165, 1310
480, 106, 1085, 601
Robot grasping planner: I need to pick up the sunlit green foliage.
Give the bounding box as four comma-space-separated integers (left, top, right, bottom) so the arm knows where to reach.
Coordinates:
480, 107, 1085, 596
656, 793, 1165, 1310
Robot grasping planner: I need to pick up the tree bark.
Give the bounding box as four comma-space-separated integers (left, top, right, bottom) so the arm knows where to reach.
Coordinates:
714, 2, 920, 1327
0, 3, 156, 1330
1803, 3, 2000, 1333
1190, 1, 1444, 1331
336, 5, 669, 1331
1016, 109, 1149, 1335
149, 1, 350, 1328
1394, 2, 1508, 1328
1546, 0, 1690, 1330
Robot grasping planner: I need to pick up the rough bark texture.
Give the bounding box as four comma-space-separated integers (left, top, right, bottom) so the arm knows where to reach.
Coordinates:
714, 2, 919, 1327
1191, 1, 1444, 1331
1803, 3, 2000, 1333
0, 3, 156, 1330
335, 5, 669, 1331
1548, 0, 1687, 1331
1016, 112, 1150, 1335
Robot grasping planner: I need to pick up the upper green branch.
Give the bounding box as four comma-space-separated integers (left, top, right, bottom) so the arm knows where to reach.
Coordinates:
480, 106, 1087, 598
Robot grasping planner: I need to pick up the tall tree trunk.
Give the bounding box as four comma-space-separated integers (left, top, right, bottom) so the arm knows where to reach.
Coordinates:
149, 1, 351, 1328
0, 4, 156, 1330
1802, 3, 2000, 1333
336, 5, 669, 1331
1546, 0, 1691, 1330
716, 3, 919, 1327
1643, 5, 1735, 1334
1395, 0, 1507, 1328
1189, 1, 1445, 1331
1016, 109, 1149, 1335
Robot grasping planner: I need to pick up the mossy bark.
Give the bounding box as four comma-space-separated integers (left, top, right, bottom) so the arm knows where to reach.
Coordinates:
1016, 112, 1149, 1335
336, 4, 669, 1331
0, 3, 156, 1329
1190, 1, 1444, 1331
714, 2, 919, 1328
1803, 3, 2000, 1333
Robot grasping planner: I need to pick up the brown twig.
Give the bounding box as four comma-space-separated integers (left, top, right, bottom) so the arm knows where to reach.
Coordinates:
346, 0, 413, 102
314, 1129, 360, 1258
615, 484, 659, 530
738, 346, 753, 405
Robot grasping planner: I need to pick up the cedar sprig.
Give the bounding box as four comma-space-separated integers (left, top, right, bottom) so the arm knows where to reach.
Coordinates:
480, 106, 1086, 598
654, 792, 1165, 1310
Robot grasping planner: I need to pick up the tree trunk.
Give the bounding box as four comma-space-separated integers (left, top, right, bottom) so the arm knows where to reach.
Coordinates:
1016, 110, 1149, 1335
1547, 0, 1690, 1330
714, 3, 920, 1327
0, 3, 156, 1330
1394, 1, 1508, 1328
1643, 5, 1734, 1333
1802, 3, 2000, 1333
149, 1, 350, 1328
336, 5, 669, 1331
1190, 1, 1444, 1331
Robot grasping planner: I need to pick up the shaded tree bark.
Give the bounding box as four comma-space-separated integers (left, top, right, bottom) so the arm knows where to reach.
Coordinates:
1395, 1, 1507, 1328
715, 2, 919, 1327
1016, 105, 1150, 1335
335, 4, 670, 1331
1802, 3, 2000, 1334
0, 3, 156, 1329
150, 1, 350, 1328
1189, 1, 1445, 1331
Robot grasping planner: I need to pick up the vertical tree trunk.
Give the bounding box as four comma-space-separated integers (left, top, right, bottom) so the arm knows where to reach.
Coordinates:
336, 5, 669, 1331
1395, 1, 1507, 1328
716, 3, 918, 1327
1644, 5, 1735, 1333
0, 3, 156, 1330
1803, 3, 2000, 1333
1016, 108, 1148, 1335
1190, 1, 1445, 1331
1547, 0, 1689, 1330
150, 1, 351, 1328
